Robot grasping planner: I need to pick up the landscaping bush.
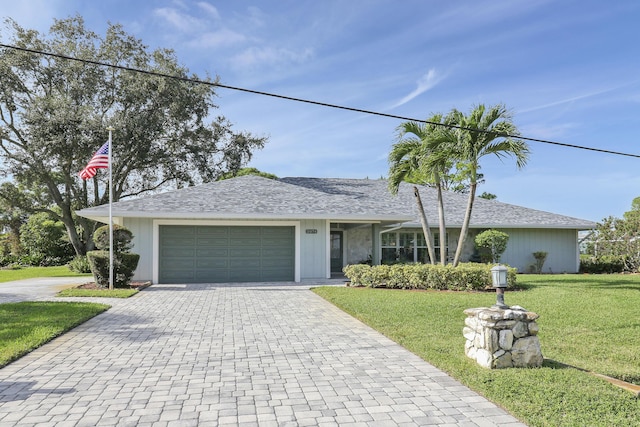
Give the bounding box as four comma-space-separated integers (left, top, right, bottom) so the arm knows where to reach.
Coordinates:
19, 212, 74, 266
93, 224, 133, 252
344, 263, 517, 290
86, 251, 140, 288
579, 255, 625, 274
67, 255, 92, 274
86, 225, 139, 288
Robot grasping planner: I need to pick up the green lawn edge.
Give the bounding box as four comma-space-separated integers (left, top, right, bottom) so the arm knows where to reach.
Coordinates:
0, 301, 110, 368
312, 275, 640, 427
57, 288, 139, 298
0, 266, 90, 283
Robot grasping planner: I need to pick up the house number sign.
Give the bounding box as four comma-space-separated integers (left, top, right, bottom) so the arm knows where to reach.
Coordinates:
305, 229, 318, 234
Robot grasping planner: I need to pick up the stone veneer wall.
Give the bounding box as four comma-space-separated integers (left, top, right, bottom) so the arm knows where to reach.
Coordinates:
345, 226, 372, 265
463, 306, 543, 369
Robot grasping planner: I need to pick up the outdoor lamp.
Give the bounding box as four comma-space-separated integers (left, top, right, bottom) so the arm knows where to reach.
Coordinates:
491, 264, 509, 309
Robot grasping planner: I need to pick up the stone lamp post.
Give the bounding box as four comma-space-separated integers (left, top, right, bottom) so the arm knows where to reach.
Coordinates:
491, 264, 509, 309
463, 264, 543, 369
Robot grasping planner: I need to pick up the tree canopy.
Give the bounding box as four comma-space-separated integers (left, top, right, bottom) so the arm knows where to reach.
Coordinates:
388, 104, 529, 267
0, 16, 267, 254
590, 197, 640, 273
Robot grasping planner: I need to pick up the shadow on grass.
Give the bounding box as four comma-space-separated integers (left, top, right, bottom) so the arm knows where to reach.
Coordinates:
518, 275, 640, 291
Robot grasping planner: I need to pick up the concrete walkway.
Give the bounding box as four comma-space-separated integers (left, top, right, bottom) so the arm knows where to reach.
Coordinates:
0, 282, 527, 426
0, 276, 92, 303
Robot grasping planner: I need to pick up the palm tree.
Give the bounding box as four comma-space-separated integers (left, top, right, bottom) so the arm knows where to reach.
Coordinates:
447, 104, 530, 266
388, 115, 452, 265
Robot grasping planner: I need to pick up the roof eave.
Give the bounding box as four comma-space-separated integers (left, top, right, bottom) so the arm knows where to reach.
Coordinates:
76, 210, 414, 223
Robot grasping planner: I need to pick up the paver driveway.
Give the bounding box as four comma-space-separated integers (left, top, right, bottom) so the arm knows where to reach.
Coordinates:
0, 282, 526, 426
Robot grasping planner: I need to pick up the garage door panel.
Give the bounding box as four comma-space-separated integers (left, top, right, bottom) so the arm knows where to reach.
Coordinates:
197, 238, 229, 246
159, 225, 295, 283
197, 227, 228, 237
229, 248, 261, 258
162, 237, 197, 247
229, 258, 260, 268
262, 248, 294, 257
162, 270, 195, 281
196, 258, 227, 268
196, 248, 228, 257
196, 269, 229, 282
230, 238, 261, 247
262, 258, 294, 268
229, 269, 261, 281
163, 258, 195, 268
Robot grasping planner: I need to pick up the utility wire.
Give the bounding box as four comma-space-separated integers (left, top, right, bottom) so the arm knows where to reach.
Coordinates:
2, 43, 639, 159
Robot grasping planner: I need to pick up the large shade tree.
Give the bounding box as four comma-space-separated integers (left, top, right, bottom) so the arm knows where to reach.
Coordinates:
0, 16, 267, 255
447, 104, 529, 266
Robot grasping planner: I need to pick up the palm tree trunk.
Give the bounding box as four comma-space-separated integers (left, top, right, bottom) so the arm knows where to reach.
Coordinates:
413, 186, 436, 265
453, 181, 477, 267
436, 181, 447, 265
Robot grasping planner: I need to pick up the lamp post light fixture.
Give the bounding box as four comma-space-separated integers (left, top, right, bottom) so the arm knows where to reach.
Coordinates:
491, 264, 509, 309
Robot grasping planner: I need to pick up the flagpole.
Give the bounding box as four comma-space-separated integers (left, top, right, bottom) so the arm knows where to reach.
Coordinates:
107, 128, 114, 290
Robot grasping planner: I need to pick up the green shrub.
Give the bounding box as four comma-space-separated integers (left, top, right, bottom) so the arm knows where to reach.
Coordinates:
68, 255, 92, 274
87, 225, 139, 288
93, 224, 134, 252
579, 255, 625, 274
344, 263, 517, 290
532, 251, 548, 274
475, 229, 509, 263
86, 251, 140, 288
19, 213, 74, 266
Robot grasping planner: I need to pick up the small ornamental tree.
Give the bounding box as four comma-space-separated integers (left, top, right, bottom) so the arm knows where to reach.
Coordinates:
86, 224, 139, 289
532, 251, 548, 274
475, 229, 509, 263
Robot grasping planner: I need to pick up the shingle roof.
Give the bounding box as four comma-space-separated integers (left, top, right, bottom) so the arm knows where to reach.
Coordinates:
76, 175, 596, 229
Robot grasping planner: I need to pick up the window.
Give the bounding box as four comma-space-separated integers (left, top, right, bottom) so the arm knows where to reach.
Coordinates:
381, 230, 447, 264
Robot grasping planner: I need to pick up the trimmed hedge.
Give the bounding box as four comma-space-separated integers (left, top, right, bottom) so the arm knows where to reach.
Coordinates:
579, 255, 625, 274
86, 251, 140, 288
343, 263, 517, 291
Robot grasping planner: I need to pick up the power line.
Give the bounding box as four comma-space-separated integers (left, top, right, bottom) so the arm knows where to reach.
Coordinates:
2, 43, 639, 160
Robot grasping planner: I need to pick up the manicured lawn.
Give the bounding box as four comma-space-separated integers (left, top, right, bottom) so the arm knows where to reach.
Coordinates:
0, 301, 109, 368
0, 266, 89, 283
313, 274, 640, 427
57, 288, 138, 298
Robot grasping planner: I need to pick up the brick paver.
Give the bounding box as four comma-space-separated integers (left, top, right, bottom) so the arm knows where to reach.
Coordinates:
0, 282, 527, 426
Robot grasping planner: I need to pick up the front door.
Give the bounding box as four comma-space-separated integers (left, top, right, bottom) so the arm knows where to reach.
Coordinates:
330, 231, 343, 273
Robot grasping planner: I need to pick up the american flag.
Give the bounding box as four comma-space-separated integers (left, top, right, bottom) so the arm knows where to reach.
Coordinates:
79, 141, 109, 180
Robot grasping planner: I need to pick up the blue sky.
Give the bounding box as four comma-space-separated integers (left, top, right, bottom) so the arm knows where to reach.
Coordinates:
2, 0, 640, 222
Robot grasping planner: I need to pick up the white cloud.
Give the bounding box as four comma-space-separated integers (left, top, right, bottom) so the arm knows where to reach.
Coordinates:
519, 83, 633, 114
390, 68, 446, 109
520, 122, 577, 140
189, 28, 247, 48
230, 46, 314, 69
154, 7, 204, 33
196, 2, 221, 20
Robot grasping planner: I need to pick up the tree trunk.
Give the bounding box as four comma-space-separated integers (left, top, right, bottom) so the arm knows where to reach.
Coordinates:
453, 181, 477, 267
436, 181, 447, 265
414, 186, 436, 265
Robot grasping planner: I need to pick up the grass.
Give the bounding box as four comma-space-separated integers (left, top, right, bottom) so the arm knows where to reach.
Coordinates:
0, 265, 89, 283
313, 274, 640, 427
0, 301, 109, 368
57, 288, 138, 298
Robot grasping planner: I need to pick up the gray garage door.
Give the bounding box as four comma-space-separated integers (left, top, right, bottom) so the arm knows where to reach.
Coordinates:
159, 225, 295, 283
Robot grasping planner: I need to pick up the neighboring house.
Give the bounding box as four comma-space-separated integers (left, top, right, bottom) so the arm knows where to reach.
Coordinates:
77, 176, 596, 283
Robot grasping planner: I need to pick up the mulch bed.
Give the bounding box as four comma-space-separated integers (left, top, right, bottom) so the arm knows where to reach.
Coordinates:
75, 281, 152, 290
